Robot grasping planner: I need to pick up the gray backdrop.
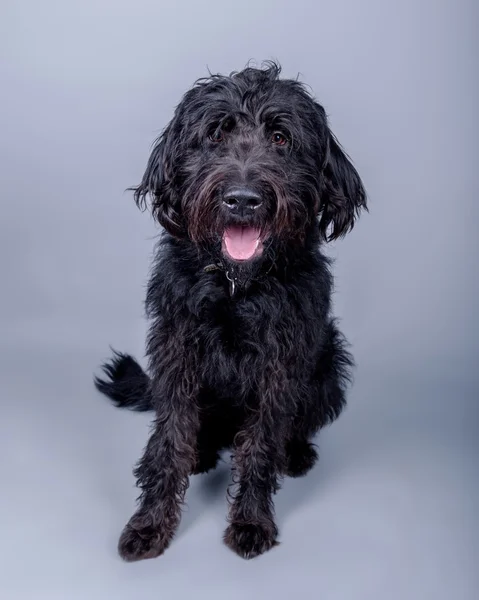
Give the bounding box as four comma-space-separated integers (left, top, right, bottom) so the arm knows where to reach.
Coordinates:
1, 0, 477, 598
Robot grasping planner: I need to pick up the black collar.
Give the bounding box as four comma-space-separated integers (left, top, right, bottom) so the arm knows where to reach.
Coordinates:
203, 259, 275, 298
203, 262, 238, 297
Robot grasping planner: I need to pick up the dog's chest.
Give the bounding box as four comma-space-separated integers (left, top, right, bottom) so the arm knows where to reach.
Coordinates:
198, 291, 317, 393
209, 300, 265, 354
199, 305, 267, 392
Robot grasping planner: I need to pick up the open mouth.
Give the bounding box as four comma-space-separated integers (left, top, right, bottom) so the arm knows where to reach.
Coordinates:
222, 226, 263, 262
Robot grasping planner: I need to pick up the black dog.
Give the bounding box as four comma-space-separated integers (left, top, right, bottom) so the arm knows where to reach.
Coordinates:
94, 62, 367, 561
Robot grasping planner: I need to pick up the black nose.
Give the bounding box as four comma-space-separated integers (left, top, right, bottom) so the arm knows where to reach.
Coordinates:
223, 187, 263, 214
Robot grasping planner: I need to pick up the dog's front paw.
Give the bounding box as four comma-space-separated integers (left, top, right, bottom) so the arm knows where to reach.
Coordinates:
223, 521, 279, 559
118, 518, 172, 562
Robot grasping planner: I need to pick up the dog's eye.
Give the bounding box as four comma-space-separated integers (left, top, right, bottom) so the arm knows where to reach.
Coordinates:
272, 132, 288, 146
209, 119, 234, 143
209, 130, 224, 143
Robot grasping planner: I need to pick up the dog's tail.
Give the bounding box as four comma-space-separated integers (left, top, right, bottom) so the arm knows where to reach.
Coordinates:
94, 350, 153, 412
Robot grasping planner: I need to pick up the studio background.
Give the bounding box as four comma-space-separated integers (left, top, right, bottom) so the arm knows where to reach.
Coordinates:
1, 1, 477, 598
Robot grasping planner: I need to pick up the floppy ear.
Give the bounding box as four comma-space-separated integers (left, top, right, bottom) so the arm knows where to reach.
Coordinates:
130, 123, 184, 237
318, 130, 367, 241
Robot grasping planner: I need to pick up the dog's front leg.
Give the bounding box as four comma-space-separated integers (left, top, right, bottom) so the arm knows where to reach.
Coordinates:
224, 372, 288, 559
117, 346, 200, 561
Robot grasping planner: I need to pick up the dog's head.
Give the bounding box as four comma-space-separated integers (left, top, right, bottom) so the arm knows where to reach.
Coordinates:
133, 62, 366, 266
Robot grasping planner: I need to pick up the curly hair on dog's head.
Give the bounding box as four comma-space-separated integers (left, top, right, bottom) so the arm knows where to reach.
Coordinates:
95, 61, 367, 561
134, 62, 365, 245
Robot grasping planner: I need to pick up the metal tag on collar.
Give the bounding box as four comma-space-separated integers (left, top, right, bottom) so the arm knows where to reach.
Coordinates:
226, 271, 236, 297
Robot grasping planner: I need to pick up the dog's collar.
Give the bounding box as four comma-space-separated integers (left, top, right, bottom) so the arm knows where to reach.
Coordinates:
203, 262, 238, 297
203, 263, 223, 274
203, 260, 274, 298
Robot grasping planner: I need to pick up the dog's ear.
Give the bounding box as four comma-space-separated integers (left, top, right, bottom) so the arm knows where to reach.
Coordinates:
318, 130, 367, 241
130, 124, 184, 237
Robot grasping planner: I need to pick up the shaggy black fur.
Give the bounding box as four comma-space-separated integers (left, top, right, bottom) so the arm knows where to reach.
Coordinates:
94, 62, 367, 561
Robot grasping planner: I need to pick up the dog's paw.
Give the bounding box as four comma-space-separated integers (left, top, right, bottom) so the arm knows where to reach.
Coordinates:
118, 521, 172, 562
223, 522, 279, 559
285, 441, 318, 478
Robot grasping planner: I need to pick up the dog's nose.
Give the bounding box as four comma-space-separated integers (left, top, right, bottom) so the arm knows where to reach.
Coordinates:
223, 188, 263, 213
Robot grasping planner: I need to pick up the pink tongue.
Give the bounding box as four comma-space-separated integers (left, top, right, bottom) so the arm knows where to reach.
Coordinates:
223, 226, 260, 260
